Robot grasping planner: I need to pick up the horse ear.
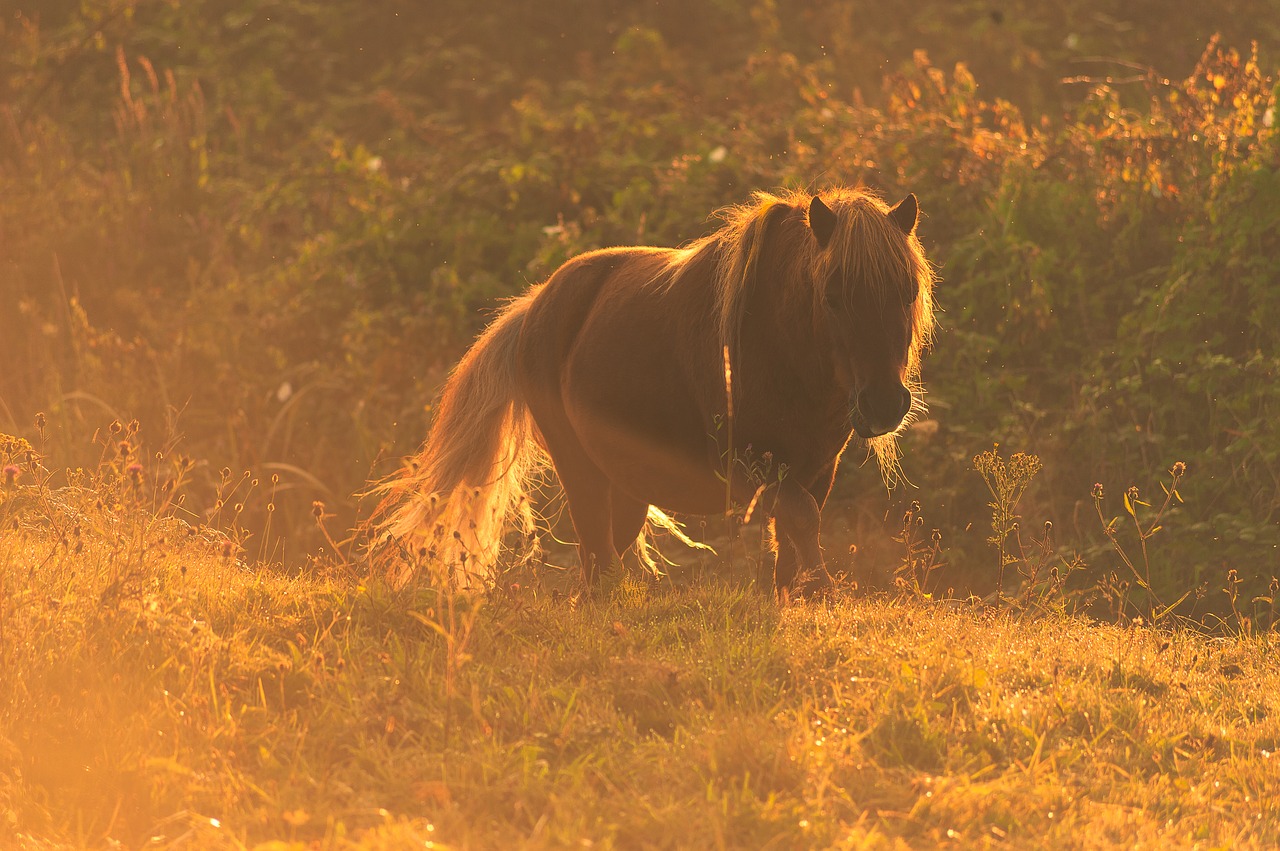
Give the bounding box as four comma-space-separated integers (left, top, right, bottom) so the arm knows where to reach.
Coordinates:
888, 193, 919, 235
808, 196, 837, 248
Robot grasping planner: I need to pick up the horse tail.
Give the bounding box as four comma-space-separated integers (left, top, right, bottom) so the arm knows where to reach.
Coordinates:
371, 293, 543, 585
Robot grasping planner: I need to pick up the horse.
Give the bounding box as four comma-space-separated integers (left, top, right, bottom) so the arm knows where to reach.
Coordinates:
373, 186, 936, 593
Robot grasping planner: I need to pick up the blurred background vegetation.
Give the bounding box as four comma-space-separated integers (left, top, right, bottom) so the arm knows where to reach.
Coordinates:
2, 0, 1278, 607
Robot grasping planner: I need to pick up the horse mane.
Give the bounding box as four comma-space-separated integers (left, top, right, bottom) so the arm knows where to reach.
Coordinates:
671, 186, 938, 483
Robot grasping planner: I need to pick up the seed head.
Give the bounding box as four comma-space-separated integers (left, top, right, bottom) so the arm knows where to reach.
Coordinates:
312, 500, 325, 519
1171, 461, 1187, 477
1091, 483, 1105, 500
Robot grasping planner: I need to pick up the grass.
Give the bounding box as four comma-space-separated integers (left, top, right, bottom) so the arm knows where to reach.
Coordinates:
2, 480, 1278, 850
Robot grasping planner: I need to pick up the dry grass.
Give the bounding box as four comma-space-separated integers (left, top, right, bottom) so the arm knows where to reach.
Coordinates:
2, 472, 1278, 849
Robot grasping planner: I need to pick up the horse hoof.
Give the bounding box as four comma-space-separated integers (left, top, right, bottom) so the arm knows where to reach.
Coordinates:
802, 570, 836, 598
777, 570, 834, 600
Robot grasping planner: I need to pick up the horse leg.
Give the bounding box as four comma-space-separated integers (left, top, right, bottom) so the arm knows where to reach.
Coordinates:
610, 493, 650, 560
772, 478, 832, 596
535, 427, 619, 587
759, 516, 801, 590
774, 524, 802, 590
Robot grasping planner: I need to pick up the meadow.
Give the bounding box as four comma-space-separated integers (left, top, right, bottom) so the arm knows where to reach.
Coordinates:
3, 1, 1280, 846
2, 462, 1278, 848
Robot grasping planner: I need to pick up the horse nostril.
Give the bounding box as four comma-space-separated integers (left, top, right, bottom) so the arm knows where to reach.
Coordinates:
854, 384, 912, 437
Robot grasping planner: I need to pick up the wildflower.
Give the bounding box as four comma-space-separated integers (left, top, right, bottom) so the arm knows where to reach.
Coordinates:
1171, 461, 1187, 477
2, 464, 18, 487
1091, 483, 1105, 500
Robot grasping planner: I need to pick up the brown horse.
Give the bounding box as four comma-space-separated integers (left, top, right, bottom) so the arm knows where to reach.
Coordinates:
374, 187, 936, 593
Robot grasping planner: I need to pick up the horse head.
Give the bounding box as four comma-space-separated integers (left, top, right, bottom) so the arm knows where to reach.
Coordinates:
808, 192, 933, 440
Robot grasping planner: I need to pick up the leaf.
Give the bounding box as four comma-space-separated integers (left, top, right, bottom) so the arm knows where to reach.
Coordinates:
1123, 490, 1135, 518
1154, 588, 1194, 622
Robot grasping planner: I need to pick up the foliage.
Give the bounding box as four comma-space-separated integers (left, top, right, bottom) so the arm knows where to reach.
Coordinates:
1, 5, 1280, 606
973, 445, 1043, 597
1091, 463, 1189, 621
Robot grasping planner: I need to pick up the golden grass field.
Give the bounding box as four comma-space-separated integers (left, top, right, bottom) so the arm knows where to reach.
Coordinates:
2, 462, 1277, 849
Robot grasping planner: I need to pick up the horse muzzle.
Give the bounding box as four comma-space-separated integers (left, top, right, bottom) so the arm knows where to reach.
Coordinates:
850, 383, 912, 439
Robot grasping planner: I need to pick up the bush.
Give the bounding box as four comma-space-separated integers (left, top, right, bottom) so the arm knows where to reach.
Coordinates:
1, 2, 1278, 613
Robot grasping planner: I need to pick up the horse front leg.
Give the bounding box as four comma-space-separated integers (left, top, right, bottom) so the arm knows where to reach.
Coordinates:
760, 515, 799, 590
769, 479, 832, 596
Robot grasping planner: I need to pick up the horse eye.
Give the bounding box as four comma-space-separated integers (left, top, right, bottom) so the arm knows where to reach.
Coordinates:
824, 272, 845, 309
825, 285, 842, 308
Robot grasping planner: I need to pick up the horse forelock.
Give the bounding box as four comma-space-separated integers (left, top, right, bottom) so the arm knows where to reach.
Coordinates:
707, 187, 935, 369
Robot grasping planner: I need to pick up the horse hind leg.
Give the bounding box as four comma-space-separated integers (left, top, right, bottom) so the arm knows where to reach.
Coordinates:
611, 494, 650, 562
540, 433, 624, 588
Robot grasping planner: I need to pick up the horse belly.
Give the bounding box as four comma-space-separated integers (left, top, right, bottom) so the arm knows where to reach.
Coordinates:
569, 401, 726, 515
561, 313, 724, 516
